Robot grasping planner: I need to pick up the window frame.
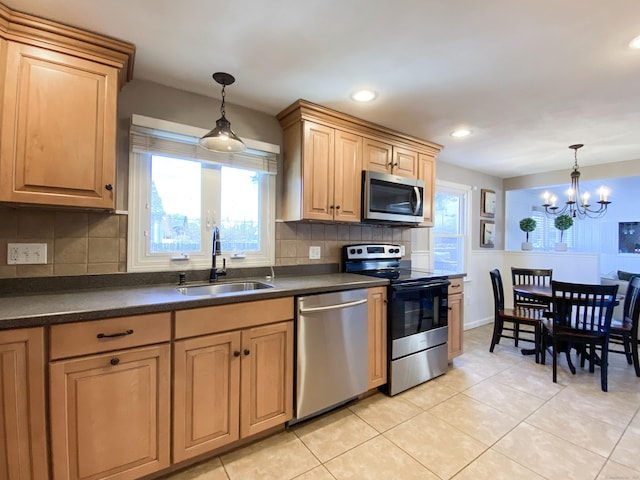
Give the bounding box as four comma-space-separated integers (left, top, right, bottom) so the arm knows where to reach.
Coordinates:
430, 180, 471, 276
127, 115, 278, 273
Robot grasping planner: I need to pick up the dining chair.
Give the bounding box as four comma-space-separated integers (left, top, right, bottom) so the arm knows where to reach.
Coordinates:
541, 280, 619, 392
489, 269, 546, 363
608, 274, 640, 377
510, 268, 553, 347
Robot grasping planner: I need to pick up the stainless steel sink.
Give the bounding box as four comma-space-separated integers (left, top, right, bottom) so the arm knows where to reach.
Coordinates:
177, 281, 274, 296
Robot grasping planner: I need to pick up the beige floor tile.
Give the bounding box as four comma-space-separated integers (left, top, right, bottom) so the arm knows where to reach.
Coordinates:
221, 431, 319, 480
610, 429, 640, 472
462, 378, 546, 421
399, 378, 458, 410
545, 384, 638, 427
324, 435, 438, 480
293, 407, 378, 462
490, 362, 564, 400
348, 392, 422, 432
525, 403, 626, 457
430, 365, 487, 392
164, 457, 229, 480
385, 411, 486, 479
597, 459, 640, 480
429, 393, 520, 446
292, 465, 336, 480
452, 449, 544, 480
494, 422, 606, 480
628, 410, 640, 435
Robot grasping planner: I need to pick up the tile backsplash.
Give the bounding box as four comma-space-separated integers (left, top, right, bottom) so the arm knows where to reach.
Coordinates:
0, 207, 127, 278
0, 207, 412, 278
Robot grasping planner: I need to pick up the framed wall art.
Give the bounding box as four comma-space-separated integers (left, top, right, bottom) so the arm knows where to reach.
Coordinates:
480, 220, 495, 248
481, 189, 496, 218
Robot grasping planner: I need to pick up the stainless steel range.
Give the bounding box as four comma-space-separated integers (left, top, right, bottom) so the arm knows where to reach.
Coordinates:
342, 244, 450, 395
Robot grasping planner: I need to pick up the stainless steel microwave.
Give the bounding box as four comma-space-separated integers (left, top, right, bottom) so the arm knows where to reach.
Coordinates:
362, 170, 424, 224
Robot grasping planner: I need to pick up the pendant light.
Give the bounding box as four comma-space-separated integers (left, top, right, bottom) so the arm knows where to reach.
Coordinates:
199, 72, 246, 152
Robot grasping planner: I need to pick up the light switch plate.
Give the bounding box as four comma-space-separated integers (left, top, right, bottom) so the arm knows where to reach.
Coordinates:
7, 243, 48, 265
309, 246, 321, 259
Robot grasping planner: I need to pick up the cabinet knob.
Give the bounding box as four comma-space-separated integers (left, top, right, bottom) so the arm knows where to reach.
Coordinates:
335, 205, 340, 210
110, 357, 120, 366
105, 184, 113, 191
329, 205, 334, 210
233, 351, 240, 357
243, 349, 250, 356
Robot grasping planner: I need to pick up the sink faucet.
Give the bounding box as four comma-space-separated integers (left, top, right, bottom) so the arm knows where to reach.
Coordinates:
209, 225, 227, 282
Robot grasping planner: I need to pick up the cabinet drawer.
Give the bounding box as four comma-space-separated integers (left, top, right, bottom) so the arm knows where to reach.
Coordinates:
448, 278, 464, 295
50, 312, 171, 360
175, 297, 294, 339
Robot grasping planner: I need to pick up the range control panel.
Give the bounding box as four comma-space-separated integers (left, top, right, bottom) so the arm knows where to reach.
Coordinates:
343, 244, 405, 260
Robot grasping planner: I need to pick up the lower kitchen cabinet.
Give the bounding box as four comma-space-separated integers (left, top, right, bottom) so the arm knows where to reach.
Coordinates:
173, 298, 294, 463
0, 327, 48, 480
367, 286, 387, 389
448, 278, 465, 360
48, 313, 172, 480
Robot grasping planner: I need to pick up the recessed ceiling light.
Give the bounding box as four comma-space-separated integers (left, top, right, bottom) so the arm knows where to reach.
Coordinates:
629, 35, 640, 49
451, 129, 471, 138
351, 90, 377, 102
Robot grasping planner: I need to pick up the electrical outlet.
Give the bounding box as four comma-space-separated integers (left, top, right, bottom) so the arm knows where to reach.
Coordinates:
309, 246, 321, 260
7, 243, 47, 265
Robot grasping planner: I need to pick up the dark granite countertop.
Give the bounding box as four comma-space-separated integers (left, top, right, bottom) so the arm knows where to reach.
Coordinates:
0, 273, 389, 329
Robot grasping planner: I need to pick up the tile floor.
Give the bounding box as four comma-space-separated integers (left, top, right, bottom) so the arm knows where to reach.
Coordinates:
163, 324, 640, 480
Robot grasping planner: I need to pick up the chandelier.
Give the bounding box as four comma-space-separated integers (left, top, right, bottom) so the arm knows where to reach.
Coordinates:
541, 144, 611, 219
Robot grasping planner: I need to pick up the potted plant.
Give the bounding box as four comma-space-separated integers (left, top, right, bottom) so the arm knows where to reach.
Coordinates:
554, 214, 573, 251
519, 217, 536, 250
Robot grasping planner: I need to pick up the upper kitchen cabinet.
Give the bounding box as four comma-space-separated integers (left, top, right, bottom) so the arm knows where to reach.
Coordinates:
363, 138, 418, 179
277, 100, 442, 224
0, 3, 135, 210
418, 153, 436, 226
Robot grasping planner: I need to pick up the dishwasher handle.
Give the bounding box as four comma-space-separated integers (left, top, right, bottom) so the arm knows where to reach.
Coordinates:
299, 298, 367, 314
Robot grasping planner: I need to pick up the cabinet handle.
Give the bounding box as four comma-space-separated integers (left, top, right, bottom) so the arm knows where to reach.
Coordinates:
233, 351, 240, 357
448, 307, 453, 311
110, 357, 120, 366
451, 284, 461, 289
97, 329, 134, 339
243, 349, 250, 356
105, 184, 113, 191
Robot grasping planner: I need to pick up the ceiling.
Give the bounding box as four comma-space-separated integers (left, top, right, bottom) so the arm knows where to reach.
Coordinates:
6, 0, 640, 179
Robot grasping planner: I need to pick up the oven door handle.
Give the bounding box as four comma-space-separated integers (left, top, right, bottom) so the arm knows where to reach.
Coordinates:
393, 281, 450, 291
299, 298, 368, 314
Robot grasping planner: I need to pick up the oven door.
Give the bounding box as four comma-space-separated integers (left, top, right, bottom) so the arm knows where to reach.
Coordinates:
363, 171, 424, 224
389, 280, 449, 358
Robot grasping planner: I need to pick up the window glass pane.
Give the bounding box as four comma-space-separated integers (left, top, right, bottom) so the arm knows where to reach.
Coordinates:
150, 155, 201, 253
433, 236, 463, 274
220, 166, 260, 252
433, 192, 461, 234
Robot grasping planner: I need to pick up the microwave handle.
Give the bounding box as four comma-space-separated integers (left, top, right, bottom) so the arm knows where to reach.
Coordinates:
412, 186, 422, 216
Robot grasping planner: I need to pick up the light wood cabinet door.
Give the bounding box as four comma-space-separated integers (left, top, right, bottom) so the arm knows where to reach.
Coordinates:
363, 137, 393, 174
49, 344, 171, 480
333, 130, 362, 222
367, 287, 387, 389
0, 42, 117, 209
173, 332, 241, 463
392, 146, 418, 178
448, 293, 464, 360
0, 328, 47, 480
240, 321, 293, 438
302, 121, 334, 220
419, 152, 436, 226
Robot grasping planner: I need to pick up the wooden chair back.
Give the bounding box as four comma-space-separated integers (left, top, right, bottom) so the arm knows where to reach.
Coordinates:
511, 268, 553, 307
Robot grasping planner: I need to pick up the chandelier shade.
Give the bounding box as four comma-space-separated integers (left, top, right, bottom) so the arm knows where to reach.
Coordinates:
541, 144, 611, 219
199, 72, 246, 153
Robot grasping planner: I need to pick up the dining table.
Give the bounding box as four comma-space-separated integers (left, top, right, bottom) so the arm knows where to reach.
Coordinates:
512, 284, 623, 305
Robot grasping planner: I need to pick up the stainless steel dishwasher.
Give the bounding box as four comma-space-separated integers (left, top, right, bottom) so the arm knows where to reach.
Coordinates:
293, 288, 369, 423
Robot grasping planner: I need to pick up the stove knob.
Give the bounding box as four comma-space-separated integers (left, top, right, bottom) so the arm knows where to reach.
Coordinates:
349, 248, 356, 254
357, 248, 363, 254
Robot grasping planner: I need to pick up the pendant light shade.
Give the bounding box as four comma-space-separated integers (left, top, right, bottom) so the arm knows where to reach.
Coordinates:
199, 72, 246, 153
